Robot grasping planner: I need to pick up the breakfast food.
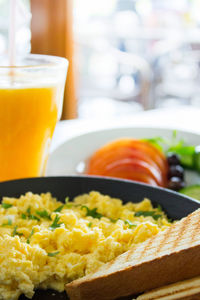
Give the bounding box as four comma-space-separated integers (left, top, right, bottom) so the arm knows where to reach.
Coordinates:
166, 153, 185, 191
86, 138, 168, 187
0, 191, 170, 300
135, 276, 200, 300
85, 133, 200, 197
66, 208, 200, 300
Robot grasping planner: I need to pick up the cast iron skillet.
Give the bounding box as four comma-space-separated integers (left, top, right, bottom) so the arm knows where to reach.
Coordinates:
0, 176, 199, 300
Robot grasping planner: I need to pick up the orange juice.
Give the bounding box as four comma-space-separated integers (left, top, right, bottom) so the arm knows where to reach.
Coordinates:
0, 86, 61, 181
0, 54, 68, 181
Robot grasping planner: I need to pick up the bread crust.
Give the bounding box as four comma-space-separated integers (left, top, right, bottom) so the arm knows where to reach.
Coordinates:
136, 275, 200, 300
136, 291, 200, 300
180, 294, 200, 300
138, 293, 200, 300
67, 245, 200, 300
66, 209, 200, 300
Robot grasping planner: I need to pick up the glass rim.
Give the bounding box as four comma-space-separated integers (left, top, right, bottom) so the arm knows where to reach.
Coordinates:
0, 54, 69, 69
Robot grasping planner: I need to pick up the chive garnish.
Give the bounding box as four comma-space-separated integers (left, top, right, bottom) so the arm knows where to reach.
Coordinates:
88, 222, 92, 227
48, 251, 60, 257
110, 218, 118, 223
135, 211, 162, 220
49, 214, 62, 230
124, 220, 137, 229
28, 214, 40, 221
12, 225, 23, 237
54, 205, 64, 213
27, 229, 35, 244
21, 213, 27, 219
81, 206, 103, 219
23, 207, 40, 221
8, 218, 12, 225
65, 197, 73, 208
153, 214, 163, 220
2, 218, 12, 227
65, 197, 69, 204
2, 203, 13, 209
36, 210, 51, 220
157, 204, 162, 212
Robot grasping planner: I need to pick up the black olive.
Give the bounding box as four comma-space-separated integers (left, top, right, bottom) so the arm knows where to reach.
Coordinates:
167, 153, 180, 166
168, 177, 185, 191
168, 165, 184, 180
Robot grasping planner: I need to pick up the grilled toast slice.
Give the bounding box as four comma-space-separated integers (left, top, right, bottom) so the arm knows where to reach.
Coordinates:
66, 208, 200, 300
136, 276, 200, 300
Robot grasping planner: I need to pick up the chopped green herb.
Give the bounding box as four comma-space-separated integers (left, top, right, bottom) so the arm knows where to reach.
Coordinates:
27, 229, 35, 244
110, 218, 119, 223
8, 218, 12, 226
7, 218, 12, 226
65, 197, 73, 208
48, 251, 60, 257
12, 225, 23, 237
22, 207, 40, 221
65, 197, 69, 203
74, 203, 81, 207
28, 214, 40, 221
12, 226, 17, 236
36, 210, 51, 220
21, 213, 27, 219
66, 202, 81, 208
2, 218, 12, 227
65, 203, 72, 208
81, 206, 103, 219
54, 205, 64, 213
157, 204, 162, 212
2, 203, 13, 209
135, 211, 162, 220
87, 222, 92, 227
135, 211, 151, 217
124, 220, 137, 229
151, 214, 162, 221
49, 214, 62, 230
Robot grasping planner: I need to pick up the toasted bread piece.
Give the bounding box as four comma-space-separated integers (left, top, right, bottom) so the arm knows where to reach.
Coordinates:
136, 276, 200, 299
66, 208, 200, 300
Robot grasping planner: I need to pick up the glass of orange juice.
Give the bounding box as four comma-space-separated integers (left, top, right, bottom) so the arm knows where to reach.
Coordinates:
0, 54, 68, 181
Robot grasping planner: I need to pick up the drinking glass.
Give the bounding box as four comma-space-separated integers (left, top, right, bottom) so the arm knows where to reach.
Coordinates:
0, 54, 68, 181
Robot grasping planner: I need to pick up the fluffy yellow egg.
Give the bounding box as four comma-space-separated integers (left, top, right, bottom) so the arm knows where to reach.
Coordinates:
0, 191, 170, 299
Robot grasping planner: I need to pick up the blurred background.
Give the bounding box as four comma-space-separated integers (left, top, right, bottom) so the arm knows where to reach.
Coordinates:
1, 0, 200, 119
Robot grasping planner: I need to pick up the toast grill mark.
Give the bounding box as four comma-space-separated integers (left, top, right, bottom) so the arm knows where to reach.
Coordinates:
190, 216, 200, 244
66, 209, 200, 300
138, 222, 175, 262
95, 212, 200, 275
103, 211, 200, 273
172, 215, 191, 250
153, 225, 174, 257
137, 233, 158, 261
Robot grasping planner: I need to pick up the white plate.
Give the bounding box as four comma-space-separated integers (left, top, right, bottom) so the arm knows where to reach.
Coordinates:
47, 127, 200, 186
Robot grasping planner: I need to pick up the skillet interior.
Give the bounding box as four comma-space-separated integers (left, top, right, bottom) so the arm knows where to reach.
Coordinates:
0, 176, 198, 300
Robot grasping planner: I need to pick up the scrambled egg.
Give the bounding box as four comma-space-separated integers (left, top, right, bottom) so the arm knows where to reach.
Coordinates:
0, 191, 171, 299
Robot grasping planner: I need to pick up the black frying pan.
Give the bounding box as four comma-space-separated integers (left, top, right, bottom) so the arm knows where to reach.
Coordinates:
0, 176, 198, 300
